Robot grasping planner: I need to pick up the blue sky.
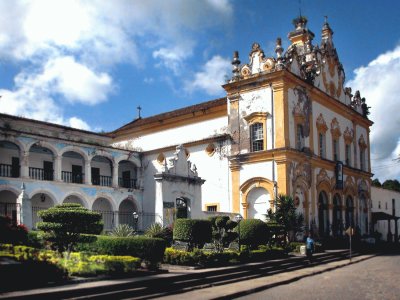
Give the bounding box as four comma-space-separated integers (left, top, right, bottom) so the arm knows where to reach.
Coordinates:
0, 0, 399, 180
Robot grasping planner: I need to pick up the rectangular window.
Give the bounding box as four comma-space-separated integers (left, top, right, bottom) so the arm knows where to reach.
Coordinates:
360, 148, 366, 171
319, 133, 326, 158
207, 205, 218, 212
345, 144, 351, 166
296, 124, 304, 150
333, 139, 339, 161
251, 123, 264, 152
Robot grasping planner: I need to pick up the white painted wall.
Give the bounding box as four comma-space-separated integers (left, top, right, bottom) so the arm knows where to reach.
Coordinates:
115, 116, 228, 152
371, 187, 400, 241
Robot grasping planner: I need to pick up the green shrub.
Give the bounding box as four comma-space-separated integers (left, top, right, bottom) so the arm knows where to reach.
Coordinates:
26, 231, 44, 248
236, 219, 269, 248
145, 223, 173, 246
94, 236, 166, 267
173, 219, 212, 248
37, 203, 102, 253
89, 255, 141, 274
288, 241, 304, 253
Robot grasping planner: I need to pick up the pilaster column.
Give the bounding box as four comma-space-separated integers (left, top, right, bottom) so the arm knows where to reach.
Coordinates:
21, 151, 29, 179
229, 158, 241, 214
85, 160, 91, 185
112, 163, 118, 188
54, 155, 62, 182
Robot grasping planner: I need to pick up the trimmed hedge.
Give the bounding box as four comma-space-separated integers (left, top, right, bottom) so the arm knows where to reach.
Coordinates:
93, 236, 166, 266
236, 219, 269, 248
173, 219, 212, 248
89, 255, 141, 274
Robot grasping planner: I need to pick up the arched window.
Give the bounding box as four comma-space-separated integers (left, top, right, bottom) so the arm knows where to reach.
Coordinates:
250, 123, 264, 152
345, 196, 354, 229
318, 191, 329, 237
319, 132, 326, 158
332, 194, 342, 236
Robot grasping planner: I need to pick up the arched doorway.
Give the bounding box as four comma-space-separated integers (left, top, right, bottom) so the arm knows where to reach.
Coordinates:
247, 187, 270, 221
118, 198, 138, 228
0, 141, 21, 178
359, 194, 368, 235
62, 151, 85, 184
176, 197, 189, 219
29, 144, 54, 181
91, 155, 113, 187
0, 190, 19, 224
318, 191, 329, 237
332, 194, 342, 236
345, 196, 355, 229
31, 193, 54, 229
118, 160, 138, 189
93, 198, 114, 231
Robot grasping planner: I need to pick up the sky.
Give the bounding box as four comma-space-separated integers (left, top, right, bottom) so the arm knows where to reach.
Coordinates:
0, 0, 399, 181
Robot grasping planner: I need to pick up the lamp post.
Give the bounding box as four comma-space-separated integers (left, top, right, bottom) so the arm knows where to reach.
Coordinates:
132, 211, 139, 232
235, 214, 243, 251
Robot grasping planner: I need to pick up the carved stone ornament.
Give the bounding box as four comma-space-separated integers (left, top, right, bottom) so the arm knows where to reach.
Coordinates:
316, 113, 328, 133
292, 161, 312, 188
330, 117, 341, 138
358, 134, 367, 149
317, 168, 330, 187
343, 127, 354, 144
292, 86, 312, 137
241, 65, 251, 78
344, 176, 356, 196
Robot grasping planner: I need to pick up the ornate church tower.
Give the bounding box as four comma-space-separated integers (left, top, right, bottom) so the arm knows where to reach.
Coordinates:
223, 17, 372, 237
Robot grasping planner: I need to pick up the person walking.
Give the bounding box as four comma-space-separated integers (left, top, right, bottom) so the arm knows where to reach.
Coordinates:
306, 233, 315, 264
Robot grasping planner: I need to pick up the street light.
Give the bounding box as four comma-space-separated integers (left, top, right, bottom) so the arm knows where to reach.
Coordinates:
235, 214, 243, 251
132, 211, 139, 232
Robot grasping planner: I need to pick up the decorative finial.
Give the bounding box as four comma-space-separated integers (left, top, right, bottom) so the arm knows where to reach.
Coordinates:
324, 15, 328, 24
137, 106, 142, 119
275, 37, 284, 70
21, 182, 25, 191
231, 51, 241, 80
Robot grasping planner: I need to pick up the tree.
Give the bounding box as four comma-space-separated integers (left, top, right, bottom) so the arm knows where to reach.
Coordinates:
372, 178, 382, 187
382, 179, 400, 192
209, 216, 237, 252
267, 194, 304, 245
37, 203, 103, 253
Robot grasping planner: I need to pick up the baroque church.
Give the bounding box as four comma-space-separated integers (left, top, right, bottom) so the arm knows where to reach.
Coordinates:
0, 17, 372, 238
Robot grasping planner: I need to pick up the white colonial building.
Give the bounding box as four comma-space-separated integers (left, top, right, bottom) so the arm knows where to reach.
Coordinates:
371, 187, 400, 242
0, 17, 373, 237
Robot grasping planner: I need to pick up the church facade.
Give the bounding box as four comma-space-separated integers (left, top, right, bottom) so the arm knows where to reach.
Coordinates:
0, 17, 373, 238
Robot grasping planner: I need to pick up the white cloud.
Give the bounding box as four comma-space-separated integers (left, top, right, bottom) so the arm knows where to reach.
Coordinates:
185, 55, 231, 96
348, 45, 400, 180
0, 0, 233, 128
68, 117, 91, 131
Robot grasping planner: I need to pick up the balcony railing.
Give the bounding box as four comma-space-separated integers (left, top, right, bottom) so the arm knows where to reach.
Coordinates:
118, 178, 138, 189
29, 167, 53, 181
92, 175, 112, 187
61, 171, 84, 184
0, 164, 19, 178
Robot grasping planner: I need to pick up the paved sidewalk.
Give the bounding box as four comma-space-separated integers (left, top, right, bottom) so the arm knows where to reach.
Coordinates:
0, 252, 375, 299
159, 254, 375, 300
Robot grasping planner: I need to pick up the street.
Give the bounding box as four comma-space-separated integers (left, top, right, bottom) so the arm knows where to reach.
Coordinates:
236, 254, 400, 300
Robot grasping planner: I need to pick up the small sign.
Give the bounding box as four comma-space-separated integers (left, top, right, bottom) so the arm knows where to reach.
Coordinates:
345, 227, 354, 236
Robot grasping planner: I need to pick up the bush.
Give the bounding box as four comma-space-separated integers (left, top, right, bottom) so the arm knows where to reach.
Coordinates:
89, 255, 141, 274
94, 236, 166, 267
163, 247, 240, 266
288, 241, 304, 253
26, 231, 44, 248
37, 203, 103, 253
145, 223, 173, 246
173, 219, 212, 248
0, 216, 28, 245
236, 219, 269, 248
